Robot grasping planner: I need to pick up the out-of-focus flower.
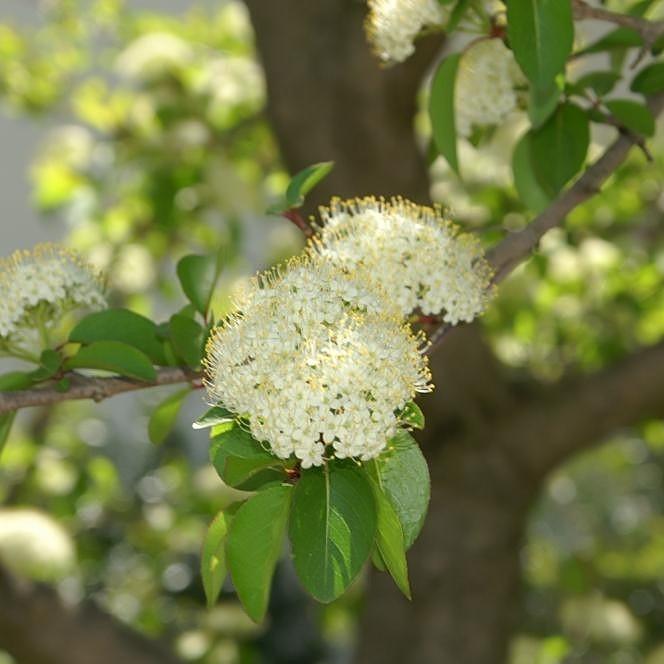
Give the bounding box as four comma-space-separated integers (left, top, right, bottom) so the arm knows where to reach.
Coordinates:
115, 32, 194, 82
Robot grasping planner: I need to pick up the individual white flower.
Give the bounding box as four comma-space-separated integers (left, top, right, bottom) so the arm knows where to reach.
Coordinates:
0, 243, 106, 357
310, 197, 494, 324
365, 0, 447, 65
203, 258, 431, 467
115, 32, 194, 81
0, 508, 76, 582
455, 38, 526, 138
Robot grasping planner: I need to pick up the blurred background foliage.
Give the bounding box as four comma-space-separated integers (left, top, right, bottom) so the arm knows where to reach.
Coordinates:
0, 1, 663, 663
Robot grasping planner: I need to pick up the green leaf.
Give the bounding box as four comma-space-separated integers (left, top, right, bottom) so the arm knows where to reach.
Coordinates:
169, 314, 204, 369
575, 27, 642, 57
176, 254, 219, 316
507, 0, 574, 89
70, 309, 167, 365
285, 161, 334, 208
64, 341, 157, 382
572, 71, 621, 96
0, 371, 34, 392
29, 349, 63, 382
371, 431, 430, 549
0, 411, 16, 459
512, 132, 551, 213
226, 484, 292, 622
290, 465, 377, 603
210, 423, 281, 488
400, 401, 425, 430
193, 406, 234, 430
631, 62, 664, 95
148, 388, 190, 445
528, 79, 562, 129
370, 478, 411, 599
201, 511, 231, 608
531, 102, 589, 196
429, 53, 462, 174
605, 99, 655, 137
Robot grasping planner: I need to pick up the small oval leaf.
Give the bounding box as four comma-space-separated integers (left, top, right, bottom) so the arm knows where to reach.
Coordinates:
202, 511, 231, 608
65, 341, 157, 382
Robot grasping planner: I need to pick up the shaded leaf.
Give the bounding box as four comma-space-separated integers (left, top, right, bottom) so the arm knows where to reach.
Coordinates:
148, 388, 190, 445
528, 79, 562, 129
290, 465, 377, 603
429, 53, 462, 174
202, 511, 231, 607
605, 99, 655, 137
572, 71, 621, 96
226, 484, 292, 622
0, 411, 16, 459
169, 314, 204, 369
631, 62, 664, 95
512, 132, 551, 212
531, 102, 589, 196
65, 341, 157, 382
371, 478, 411, 599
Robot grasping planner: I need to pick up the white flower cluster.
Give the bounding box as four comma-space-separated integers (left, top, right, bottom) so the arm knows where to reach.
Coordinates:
311, 197, 493, 324
115, 32, 194, 81
0, 244, 106, 355
365, 0, 446, 65
455, 38, 526, 138
204, 258, 431, 468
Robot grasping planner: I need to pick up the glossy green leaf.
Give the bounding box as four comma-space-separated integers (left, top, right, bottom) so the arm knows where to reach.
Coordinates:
176, 254, 219, 316
290, 465, 377, 603
400, 402, 425, 430
65, 341, 157, 382
148, 388, 190, 445
29, 349, 63, 382
512, 132, 551, 213
169, 314, 204, 369
371, 431, 430, 549
226, 484, 292, 622
429, 53, 461, 174
210, 423, 280, 487
531, 102, 589, 196
70, 308, 167, 365
201, 511, 231, 607
631, 62, 664, 95
371, 478, 411, 599
285, 161, 334, 208
193, 406, 234, 430
0, 371, 34, 392
605, 99, 655, 137
0, 411, 16, 459
507, 0, 574, 89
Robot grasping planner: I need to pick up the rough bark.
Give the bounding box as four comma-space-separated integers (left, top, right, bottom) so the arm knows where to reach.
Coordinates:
0, 564, 183, 664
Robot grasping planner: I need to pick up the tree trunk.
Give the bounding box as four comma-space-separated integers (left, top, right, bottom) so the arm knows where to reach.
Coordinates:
243, 5, 526, 662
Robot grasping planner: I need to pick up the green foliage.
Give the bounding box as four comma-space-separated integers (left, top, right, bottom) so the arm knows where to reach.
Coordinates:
70, 308, 168, 365
290, 465, 377, 602
176, 254, 221, 317
148, 388, 190, 445
65, 340, 157, 381
168, 314, 204, 369
226, 484, 292, 622
201, 511, 231, 608
399, 401, 425, 430
192, 406, 234, 430
429, 53, 462, 174
0, 411, 15, 458
631, 62, 664, 94
605, 99, 656, 137
370, 431, 430, 549
512, 133, 551, 212
506, 0, 574, 92
210, 423, 282, 489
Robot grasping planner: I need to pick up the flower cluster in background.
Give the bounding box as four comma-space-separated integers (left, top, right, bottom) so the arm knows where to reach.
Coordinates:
365, 0, 446, 65
455, 38, 526, 138
0, 243, 105, 360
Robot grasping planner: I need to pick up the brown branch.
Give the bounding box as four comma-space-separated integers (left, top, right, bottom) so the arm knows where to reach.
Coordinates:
0, 562, 183, 664
494, 339, 664, 479
0, 367, 200, 416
